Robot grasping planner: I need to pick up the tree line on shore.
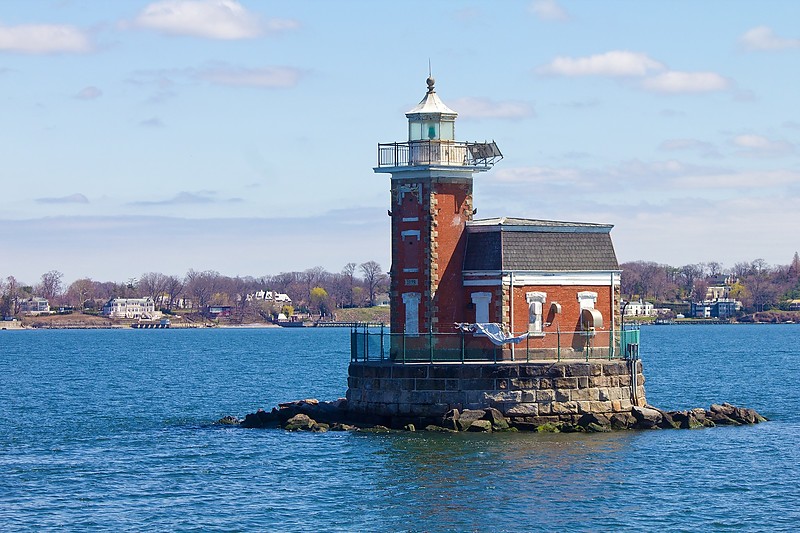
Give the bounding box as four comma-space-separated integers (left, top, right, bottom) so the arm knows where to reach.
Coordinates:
4, 252, 800, 319
621, 252, 800, 314
0, 261, 389, 319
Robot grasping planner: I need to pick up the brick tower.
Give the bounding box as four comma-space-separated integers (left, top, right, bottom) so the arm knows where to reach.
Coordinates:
375, 77, 501, 334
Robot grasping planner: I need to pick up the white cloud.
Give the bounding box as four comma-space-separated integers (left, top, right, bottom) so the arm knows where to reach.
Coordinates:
448, 97, 534, 119
731, 134, 794, 157
492, 166, 586, 185
129, 64, 304, 90
0, 23, 92, 54
659, 139, 721, 158
132, 0, 298, 40
130, 191, 243, 206
36, 193, 89, 204
139, 117, 164, 128
194, 65, 303, 88
538, 51, 664, 77
75, 86, 102, 100
529, 0, 569, 22
669, 168, 800, 189
740, 26, 800, 51
641, 71, 730, 93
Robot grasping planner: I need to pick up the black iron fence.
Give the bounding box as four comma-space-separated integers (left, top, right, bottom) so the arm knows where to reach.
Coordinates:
351, 326, 641, 363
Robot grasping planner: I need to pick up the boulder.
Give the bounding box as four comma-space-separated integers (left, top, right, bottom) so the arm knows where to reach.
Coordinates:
240, 408, 280, 428
404, 424, 416, 432
483, 407, 509, 430
284, 413, 316, 431
456, 409, 487, 432
610, 412, 636, 430
657, 409, 680, 429
467, 419, 493, 432
536, 422, 560, 433
216, 415, 240, 425
425, 424, 456, 432
705, 410, 740, 426
632, 406, 663, 429
586, 422, 611, 433
576, 413, 601, 428
710, 403, 736, 417
442, 409, 460, 431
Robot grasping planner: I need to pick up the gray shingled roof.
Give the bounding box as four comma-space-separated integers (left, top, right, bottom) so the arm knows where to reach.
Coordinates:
463, 219, 619, 271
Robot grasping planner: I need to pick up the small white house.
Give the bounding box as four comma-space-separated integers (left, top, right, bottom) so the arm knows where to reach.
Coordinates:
622, 299, 656, 317
102, 297, 159, 319
18, 297, 50, 315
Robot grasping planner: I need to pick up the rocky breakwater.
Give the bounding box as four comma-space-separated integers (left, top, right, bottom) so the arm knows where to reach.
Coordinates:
226, 399, 766, 434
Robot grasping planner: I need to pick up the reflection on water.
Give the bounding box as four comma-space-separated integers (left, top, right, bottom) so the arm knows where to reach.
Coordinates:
363, 431, 639, 530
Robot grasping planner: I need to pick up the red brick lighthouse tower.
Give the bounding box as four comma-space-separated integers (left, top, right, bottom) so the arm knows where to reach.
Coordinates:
375, 77, 501, 335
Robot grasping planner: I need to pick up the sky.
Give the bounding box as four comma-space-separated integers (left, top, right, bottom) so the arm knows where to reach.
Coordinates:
1, 0, 799, 285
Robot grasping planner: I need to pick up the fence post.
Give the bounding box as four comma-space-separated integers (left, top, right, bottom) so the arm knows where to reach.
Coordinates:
461, 328, 465, 364
557, 326, 561, 362
380, 323, 385, 362
364, 324, 369, 362
526, 331, 530, 363
402, 330, 406, 364
429, 326, 434, 363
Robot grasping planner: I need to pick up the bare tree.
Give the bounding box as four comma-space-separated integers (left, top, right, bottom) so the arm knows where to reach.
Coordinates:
164, 275, 184, 310
66, 278, 95, 309
185, 269, 220, 314
38, 270, 64, 302
271, 272, 297, 295
360, 261, 387, 307
2, 276, 21, 316
138, 272, 170, 307
301, 266, 328, 303
342, 262, 357, 307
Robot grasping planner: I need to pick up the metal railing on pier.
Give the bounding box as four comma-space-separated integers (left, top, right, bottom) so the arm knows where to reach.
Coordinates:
350, 326, 640, 364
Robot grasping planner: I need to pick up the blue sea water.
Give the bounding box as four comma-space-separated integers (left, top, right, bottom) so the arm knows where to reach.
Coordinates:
1, 325, 799, 531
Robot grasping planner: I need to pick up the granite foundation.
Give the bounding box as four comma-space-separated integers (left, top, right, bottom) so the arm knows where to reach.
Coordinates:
346, 359, 646, 426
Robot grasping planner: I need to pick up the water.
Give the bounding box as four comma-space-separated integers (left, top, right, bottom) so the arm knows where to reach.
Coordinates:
1, 325, 799, 531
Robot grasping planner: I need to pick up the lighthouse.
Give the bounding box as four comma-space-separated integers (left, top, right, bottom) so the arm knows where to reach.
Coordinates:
375, 77, 502, 336
347, 76, 645, 427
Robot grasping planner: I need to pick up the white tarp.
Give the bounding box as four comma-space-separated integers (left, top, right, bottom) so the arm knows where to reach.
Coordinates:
455, 323, 529, 346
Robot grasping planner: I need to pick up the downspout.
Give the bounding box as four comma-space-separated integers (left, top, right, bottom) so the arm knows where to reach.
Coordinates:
611, 272, 615, 357
509, 270, 514, 361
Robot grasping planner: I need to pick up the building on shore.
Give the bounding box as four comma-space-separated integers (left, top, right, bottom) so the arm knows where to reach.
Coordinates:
102, 297, 159, 320
18, 297, 50, 316
347, 78, 644, 425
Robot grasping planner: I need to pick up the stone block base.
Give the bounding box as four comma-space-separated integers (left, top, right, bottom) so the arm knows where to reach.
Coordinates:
347, 359, 646, 425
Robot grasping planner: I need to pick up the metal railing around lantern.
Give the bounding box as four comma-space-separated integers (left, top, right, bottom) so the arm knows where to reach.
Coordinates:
377, 140, 502, 169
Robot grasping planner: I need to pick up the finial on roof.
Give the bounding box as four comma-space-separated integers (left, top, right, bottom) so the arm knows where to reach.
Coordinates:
426, 76, 435, 94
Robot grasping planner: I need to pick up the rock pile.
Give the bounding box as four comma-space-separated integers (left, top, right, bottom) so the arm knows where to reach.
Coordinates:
223, 399, 766, 434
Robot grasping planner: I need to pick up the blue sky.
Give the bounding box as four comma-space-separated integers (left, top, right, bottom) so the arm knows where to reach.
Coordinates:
1, 0, 799, 284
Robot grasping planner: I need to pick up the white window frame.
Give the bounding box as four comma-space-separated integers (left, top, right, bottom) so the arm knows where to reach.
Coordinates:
471, 292, 492, 324
402, 292, 421, 336
526, 291, 547, 336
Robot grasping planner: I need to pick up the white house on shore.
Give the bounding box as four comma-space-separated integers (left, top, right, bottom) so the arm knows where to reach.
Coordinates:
18, 297, 50, 315
622, 299, 656, 317
102, 297, 159, 319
